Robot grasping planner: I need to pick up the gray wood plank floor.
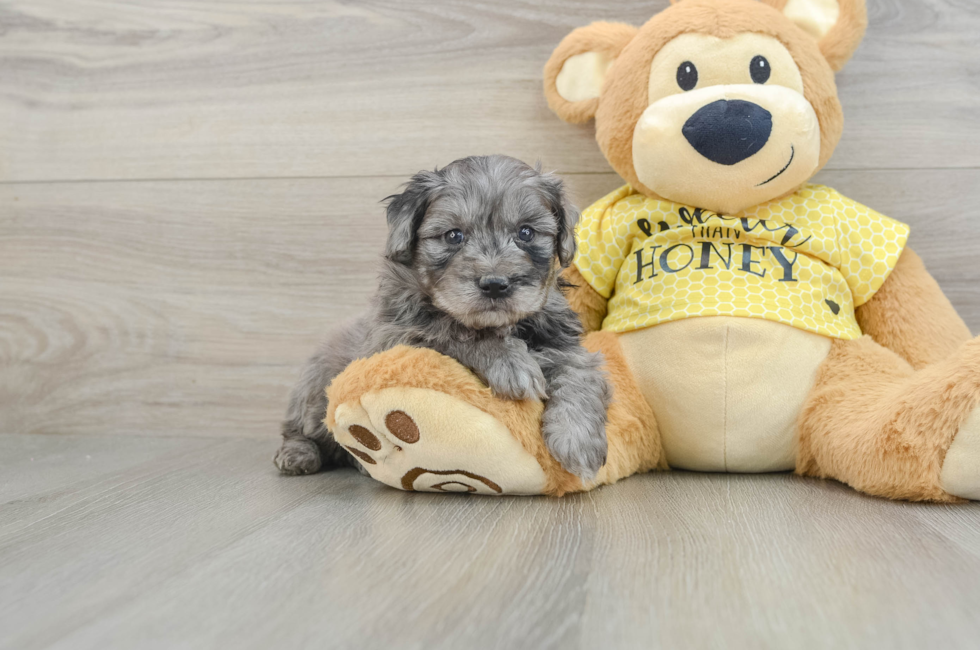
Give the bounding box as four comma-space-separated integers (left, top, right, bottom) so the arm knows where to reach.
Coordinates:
3, 434, 980, 650
3, 0, 980, 647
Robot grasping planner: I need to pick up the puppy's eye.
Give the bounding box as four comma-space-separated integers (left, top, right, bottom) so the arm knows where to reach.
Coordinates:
750, 55, 771, 84
517, 226, 535, 242
676, 61, 698, 91
444, 229, 465, 245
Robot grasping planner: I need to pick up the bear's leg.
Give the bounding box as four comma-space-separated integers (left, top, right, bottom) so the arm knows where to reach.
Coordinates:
325, 332, 665, 496
796, 336, 980, 501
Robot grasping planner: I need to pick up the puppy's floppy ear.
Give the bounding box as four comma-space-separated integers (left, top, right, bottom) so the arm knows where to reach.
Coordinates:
758, 0, 867, 71
384, 170, 442, 265
543, 22, 638, 124
538, 172, 579, 268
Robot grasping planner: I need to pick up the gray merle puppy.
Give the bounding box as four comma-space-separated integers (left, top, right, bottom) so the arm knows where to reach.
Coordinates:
274, 155, 610, 481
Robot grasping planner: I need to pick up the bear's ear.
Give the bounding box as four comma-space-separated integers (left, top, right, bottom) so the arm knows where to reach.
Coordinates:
543, 22, 639, 124
761, 0, 867, 71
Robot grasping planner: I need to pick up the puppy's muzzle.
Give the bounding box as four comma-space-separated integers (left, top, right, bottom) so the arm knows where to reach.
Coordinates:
478, 275, 512, 299
683, 99, 773, 166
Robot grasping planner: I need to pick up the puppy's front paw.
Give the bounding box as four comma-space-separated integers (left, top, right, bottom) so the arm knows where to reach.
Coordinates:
542, 402, 608, 482
274, 437, 322, 476
484, 352, 547, 401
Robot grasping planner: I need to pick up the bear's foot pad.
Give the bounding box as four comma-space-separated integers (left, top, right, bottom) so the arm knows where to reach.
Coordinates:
332, 387, 547, 495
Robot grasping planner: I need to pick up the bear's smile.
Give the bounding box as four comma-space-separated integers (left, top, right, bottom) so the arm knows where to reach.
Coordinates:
757, 145, 796, 187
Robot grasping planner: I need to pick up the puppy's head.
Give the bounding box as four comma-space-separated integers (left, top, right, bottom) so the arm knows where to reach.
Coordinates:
385, 155, 578, 329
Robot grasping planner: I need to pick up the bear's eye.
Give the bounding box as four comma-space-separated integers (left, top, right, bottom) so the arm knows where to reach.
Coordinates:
750, 55, 771, 84
444, 229, 465, 245
517, 226, 535, 242
676, 61, 698, 91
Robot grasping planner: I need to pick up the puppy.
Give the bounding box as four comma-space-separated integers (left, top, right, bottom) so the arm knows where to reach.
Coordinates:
274, 155, 610, 480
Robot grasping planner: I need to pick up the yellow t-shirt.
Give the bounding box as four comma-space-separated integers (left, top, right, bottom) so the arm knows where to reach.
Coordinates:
574, 184, 909, 340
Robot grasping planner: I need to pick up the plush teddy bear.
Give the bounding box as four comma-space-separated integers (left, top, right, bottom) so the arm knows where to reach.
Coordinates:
327, 0, 980, 501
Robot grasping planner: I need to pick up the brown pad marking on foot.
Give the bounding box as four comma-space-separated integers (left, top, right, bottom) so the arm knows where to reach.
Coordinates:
348, 425, 381, 451
344, 446, 376, 465
401, 468, 503, 494
385, 410, 420, 444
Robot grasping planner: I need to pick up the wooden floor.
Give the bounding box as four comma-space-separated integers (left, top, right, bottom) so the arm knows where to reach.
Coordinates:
4, 433, 980, 650
2, 0, 980, 648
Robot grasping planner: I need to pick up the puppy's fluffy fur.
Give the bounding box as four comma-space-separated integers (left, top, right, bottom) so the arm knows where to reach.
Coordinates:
275, 155, 610, 480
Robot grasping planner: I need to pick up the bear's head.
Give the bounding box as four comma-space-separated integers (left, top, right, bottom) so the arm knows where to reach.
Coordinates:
544, 0, 867, 215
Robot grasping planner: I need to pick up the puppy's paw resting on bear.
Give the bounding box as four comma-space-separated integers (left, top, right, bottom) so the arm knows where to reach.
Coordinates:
483, 339, 548, 401
274, 437, 322, 476
542, 396, 608, 482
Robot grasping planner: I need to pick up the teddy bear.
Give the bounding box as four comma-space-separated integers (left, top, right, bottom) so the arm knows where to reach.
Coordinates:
325, 0, 980, 501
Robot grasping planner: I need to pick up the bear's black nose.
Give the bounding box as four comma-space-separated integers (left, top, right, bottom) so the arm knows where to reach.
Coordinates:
682, 99, 773, 166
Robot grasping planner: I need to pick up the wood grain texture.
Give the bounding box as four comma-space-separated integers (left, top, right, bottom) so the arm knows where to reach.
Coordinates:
2, 0, 980, 182
2, 170, 977, 440
2, 1, 980, 645
2, 434, 980, 650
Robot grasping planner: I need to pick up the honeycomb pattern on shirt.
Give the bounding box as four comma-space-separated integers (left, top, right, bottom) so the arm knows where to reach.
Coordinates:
573, 184, 910, 340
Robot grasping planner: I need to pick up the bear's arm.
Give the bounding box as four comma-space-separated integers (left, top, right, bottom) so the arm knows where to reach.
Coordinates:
561, 265, 608, 334
855, 247, 972, 369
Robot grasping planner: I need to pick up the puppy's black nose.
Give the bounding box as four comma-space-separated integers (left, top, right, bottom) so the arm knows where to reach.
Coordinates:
478, 276, 511, 299
683, 99, 772, 166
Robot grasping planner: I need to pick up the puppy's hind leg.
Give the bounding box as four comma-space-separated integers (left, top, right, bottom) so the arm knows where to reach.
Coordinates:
275, 319, 367, 475
275, 421, 324, 476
